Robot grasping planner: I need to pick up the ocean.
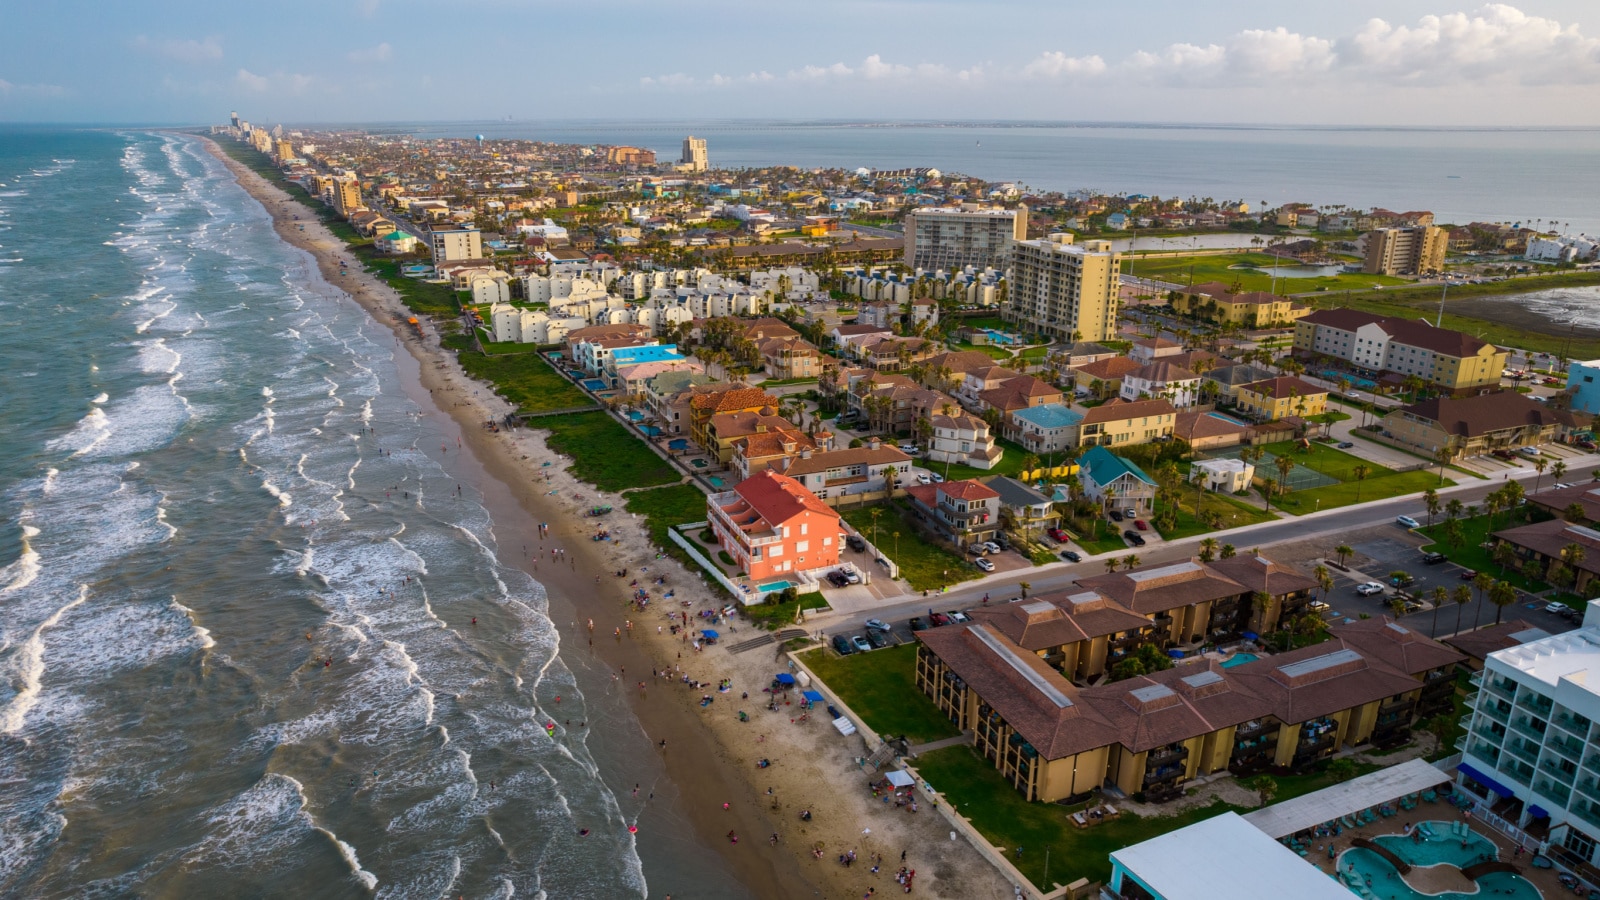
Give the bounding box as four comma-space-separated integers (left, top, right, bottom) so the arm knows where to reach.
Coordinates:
0, 129, 735, 898
399, 120, 1600, 236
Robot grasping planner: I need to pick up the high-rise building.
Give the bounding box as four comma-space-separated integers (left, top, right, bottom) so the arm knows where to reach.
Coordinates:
331, 177, 364, 217
273, 139, 295, 164
230, 111, 240, 129
1005, 233, 1121, 343
1363, 225, 1447, 275
903, 204, 1027, 273
680, 136, 708, 172
429, 224, 482, 265
605, 146, 656, 167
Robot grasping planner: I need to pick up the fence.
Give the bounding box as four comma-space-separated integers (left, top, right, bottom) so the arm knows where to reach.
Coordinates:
668, 522, 746, 602
1200, 446, 1339, 492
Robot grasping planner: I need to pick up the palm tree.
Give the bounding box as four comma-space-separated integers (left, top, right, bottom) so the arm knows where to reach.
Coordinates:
1471, 571, 1493, 629
1274, 454, 1295, 493
1020, 453, 1040, 481
1352, 465, 1370, 503
1489, 580, 1517, 624
1453, 584, 1472, 634
1315, 565, 1333, 602
1534, 456, 1549, 493
1220, 543, 1237, 559
1198, 537, 1219, 563
1104, 558, 1120, 574
1431, 586, 1448, 637
1123, 554, 1142, 570
1565, 503, 1588, 522
1554, 459, 1568, 484
1019, 581, 1032, 599
868, 507, 883, 544
1445, 498, 1464, 522
1261, 475, 1279, 512
1334, 544, 1353, 567
1564, 542, 1587, 571
1433, 446, 1453, 485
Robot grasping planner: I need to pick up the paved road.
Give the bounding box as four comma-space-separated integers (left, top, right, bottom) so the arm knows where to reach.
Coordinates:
819, 456, 1600, 638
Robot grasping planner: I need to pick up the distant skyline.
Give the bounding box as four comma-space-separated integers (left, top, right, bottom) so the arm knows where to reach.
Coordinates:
5, 1, 1600, 126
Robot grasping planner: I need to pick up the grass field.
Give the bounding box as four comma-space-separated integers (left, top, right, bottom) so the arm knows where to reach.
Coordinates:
1129, 252, 1409, 294
746, 591, 829, 629
931, 436, 1047, 482
839, 503, 975, 591
624, 483, 709, 562
1416, 512, 1550, 592
539, 411, 680, 492
949, 340, 1012, 360
456, 352, 593, 413
1255, 440, 1451, 513
799, 644, 960, 743
1161, 488, 1277, 538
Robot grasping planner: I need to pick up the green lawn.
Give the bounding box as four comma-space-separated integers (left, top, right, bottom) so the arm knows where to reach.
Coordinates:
949, 341, 1013, 360
539, 411, 680, 492
1416, 512, 1550, 591
360, 255, 463, 318
839, 503, 976, 591
625, 483, 709, 564
1162, 487, 1277, 539
456, 352, 594, 413
799, 644, 959, 743
1017, 346, 1051, 360
746, 591, 829, 629
1253, 440, 1452, 513
1130, 252, 1410, 295
932, 436, 1046, 482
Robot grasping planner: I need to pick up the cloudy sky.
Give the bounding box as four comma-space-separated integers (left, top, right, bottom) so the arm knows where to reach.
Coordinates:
4, 0, 1599, 125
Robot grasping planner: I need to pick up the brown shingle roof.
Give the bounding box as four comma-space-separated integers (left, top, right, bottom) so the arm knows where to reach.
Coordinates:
968, 590, 1151, 650
1328, 617, 1464, 677
1173, 410, 1250, 441
1130, 361, 1199, 383
1073, 559, 1245, 615
1302, 308, 1496, 358
1396, 392, 1580, 438
1075, 356, 1142, 379
1079, 397, 1177, 426
775, 445, 911, 476
1443, 620, 1549, 664
1238, 375, 1327, 401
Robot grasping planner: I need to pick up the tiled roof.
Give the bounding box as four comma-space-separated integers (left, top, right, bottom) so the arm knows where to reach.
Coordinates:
968, 590, 1151, 649
1330, 617, 1465, 676
776, 445, 911, 476
1012, 404, 1083, 429
924, 350, 1005, 375
1079, 397, 1175, 426
1074, 558, 1243, 615
1396, 391, 1580, 438
1129, 361, 1199, 383
1173, 410, 1250, 441
731, 470, 839, 526
1238, 375, 1327, 401
940, 479, 1001, 501
690, 386, 775, 412
1442, 620, 1549, 663
1302, 308, 1497, 358
1074, 356, 1142, 379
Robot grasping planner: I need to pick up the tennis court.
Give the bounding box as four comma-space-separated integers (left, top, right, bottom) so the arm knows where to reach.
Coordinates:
1202, 447, 1339, 492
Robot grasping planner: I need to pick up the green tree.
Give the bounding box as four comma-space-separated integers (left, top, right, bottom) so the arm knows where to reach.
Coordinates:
1431, 586, 1448, 637
1220, 543, 1237, 559
1423, 489, 1441, 527
1434, 446, 1453, 485
1565, 502, 1589, 523
1248, 775, 1279, 807
1489, 580, 1517, 625
1334, 544, 1353, 567
1198, 537, 1219, 563
1471, 571, 1494, 630
1534, 455, 1549, 493
1352, 464, 1370, 503
1326, 758, 1358, 784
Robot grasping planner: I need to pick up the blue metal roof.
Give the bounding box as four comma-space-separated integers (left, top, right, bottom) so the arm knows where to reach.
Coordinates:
1012, 403, 1083, 430
1077, 446, 1156, 488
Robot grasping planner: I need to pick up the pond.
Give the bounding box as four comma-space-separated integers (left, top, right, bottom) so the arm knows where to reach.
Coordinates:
1228, 262, 1351, 278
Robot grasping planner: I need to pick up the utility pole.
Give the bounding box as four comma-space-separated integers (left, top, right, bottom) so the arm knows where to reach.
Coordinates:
1436, 282, 1448, 328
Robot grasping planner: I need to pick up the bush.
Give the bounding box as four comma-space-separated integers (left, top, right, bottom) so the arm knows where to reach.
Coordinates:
718, 550, 736, 566
698, 528, 716, 544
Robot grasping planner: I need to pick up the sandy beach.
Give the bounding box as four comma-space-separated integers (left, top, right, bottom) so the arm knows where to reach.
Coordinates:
205, 139, 1016, 900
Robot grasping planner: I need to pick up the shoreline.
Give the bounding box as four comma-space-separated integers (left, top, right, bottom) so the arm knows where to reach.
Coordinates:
206, 137, 1018, 899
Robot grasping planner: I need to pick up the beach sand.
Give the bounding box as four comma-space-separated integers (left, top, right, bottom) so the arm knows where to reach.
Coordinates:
206, 140, 1018, 899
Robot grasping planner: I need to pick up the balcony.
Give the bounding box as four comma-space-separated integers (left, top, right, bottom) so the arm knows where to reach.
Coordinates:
1235, 720, 1280, 741
1481, 699, 1512, 724
1520, 694, 1555, 718
1511, 717, 1549, 742
1143, 762, 1186, 787
1504, 739, 1541, 767
1147, 745, 1190, 769
1484, 677, 1518, 703
1110, 632, 1142, 648
1553, 713, 1593, 738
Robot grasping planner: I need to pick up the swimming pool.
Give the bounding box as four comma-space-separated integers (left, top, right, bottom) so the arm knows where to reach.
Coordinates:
627, 410, 644, 422
1322, 369, 1377, 391
759, 580, 795, 593
1207, 411, 1248, 426
668, 438, 689, 451
983, 329, 1020, 346
1220, 652, 1259, 668
708, 476, 724, 487
582, 378, 607, 391
1337, 822, 1541, 900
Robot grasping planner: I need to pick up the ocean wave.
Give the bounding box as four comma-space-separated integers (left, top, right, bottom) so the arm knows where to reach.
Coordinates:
0, 584, 87, 734
169, 597, 214, 650
0, 524, 41, 594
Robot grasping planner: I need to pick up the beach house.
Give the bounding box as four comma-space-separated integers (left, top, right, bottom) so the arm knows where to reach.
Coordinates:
707, 470, 843, 586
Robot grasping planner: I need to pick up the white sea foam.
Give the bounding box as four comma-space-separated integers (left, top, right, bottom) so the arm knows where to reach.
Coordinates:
47, 407, 112, 458
91, 392, 108, 404
0, 524, 41, 593
261, 478, 292, 509
170, 597, 215, 650
0, 584, 87, 733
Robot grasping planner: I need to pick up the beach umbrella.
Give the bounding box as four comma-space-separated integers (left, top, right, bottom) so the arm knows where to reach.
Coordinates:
774, 673, 796, 685
701, 629, 719, 639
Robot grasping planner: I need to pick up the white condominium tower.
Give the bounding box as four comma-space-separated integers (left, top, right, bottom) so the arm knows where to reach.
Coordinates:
1005, 233, 1121, 343
903, 204, 1026, 273
680, 136, 708, 172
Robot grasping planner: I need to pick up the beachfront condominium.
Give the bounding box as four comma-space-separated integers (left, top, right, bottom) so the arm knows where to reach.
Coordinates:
903, 204, 1027, 273
429, 224, 482, 266
1456, 601, 1600, 870
680, 136, 708, 172
1363, 225, 1447, 275
1004, 233, 1121, 343
1292, 308, 1507, 395
331, 177, 364, 218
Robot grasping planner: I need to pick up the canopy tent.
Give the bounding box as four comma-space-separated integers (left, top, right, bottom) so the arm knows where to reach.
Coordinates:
885, 770, 914, 788
701, 629, 719, 639
802, 690, 824, 703
1241, 758, 1449, 839
773, 673, 796, 686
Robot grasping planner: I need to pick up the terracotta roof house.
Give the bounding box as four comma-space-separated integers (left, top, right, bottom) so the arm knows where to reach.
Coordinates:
1235, 376, 1329, 421
707, 470, 842, 588
1173, 410, 1250, 449
1071, 356, 1143, 399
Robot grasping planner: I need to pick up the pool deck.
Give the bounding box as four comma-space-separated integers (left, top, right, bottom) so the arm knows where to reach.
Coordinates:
1308, 802, 1565, 898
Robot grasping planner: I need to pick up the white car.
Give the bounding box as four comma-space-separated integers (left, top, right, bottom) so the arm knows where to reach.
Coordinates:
1396, 515, 1420, 529
982, 541, 1003, 554
975, 557, 995, 572
1355, 582, 1386, 596
1308, 600, 1331, 612
916, 473, 932, 484
1520, 446, 1541, 458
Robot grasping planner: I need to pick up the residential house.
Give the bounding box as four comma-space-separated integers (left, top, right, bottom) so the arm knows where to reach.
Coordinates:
986, 476, 1059, 541
1119, 361, 1201, 408
707, 470, 843, 586
919, 350, 1009, 393
1078, 398, 1177, 449
1190, 458, 1254, 493
958, 366, 1028, 407
758, 336, 823, 380
1076, 445, 1158, 515
613, 359, 703, 399
1203, 364, 1279, 405
829, 322, 891, 350
1052, 341, 1120, 368
853, 335, 938, 372
688, 385, 780, 450
1293, 308, 1507, 396
1173, 410, 1250, 450
1234, 376, 1329, 421
903, 479, 1003, 549
926, 412, 1003, 471
977, 374, 1065, 426
705, 408, 802, 466
769, 441, 913, 504
1529, 483, 1600, 524
644, 370, 716, 435
731, 428, 819, 482
1130, 337, 1185, 364
1380, 392, 1583, 460
1071, 356, 1143, 400
1010, 404, 1084, 454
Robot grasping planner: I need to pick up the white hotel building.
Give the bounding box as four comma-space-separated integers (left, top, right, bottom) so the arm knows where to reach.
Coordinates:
1458, 601, 1600, 873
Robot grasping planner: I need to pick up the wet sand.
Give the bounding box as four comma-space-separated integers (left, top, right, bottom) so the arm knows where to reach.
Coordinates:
206, 137, 1017, 899
1446, 295, 1600, 339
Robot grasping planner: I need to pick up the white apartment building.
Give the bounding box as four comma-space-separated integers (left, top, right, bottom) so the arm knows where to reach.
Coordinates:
925, 412, 1002, 470
680, 136, 708, 172
904, 204, 1026, 272
1458, 602, 1600, 870
429, 224, 482, 266
1004, 233, 1121, 343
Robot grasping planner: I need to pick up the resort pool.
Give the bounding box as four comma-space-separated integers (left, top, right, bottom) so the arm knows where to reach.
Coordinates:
627, 411, 644, 422
759, 580, 796, 593
1220, 652, 1259, 668
1337, 822, 1542, 900
982, 328, 1020, 345
1207, 411, 1249, 426
582, 378, 607, 391
1322, 369, 1377, 391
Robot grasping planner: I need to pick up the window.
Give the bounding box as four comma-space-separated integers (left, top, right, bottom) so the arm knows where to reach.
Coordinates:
1566, 828, 1597, 864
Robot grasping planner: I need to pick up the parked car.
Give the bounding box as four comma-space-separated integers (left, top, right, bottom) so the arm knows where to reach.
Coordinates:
916, 473, 932, 485
908, 617, 926, 632
865, 618, 891, 632
843, 570, 861, 584
975, 557, 995, 572
1123, 508, 1138, 519
851, 635, 873, 653
1109, 509, 1125, 522
1046, 528, 1069, 543
1459, 569, 1478, 581
931, 473, 944, 483
1134, 519, 1149, 531
1337, 441, 1355, 449
1396, 515, 1420, 529
1123, 530, 1146, 546
982, 541, 1002, 555
826, 571, 849, 587
1520, 446, 1541, 458
831, 635, 855, 655
946, 611, 970, 624
1062, 550, 1082, 563
865, 630, 889, 650
929, 612, 952, 627
845, 534, 867, 553
1355, 582, 1385, 596
1546, 602, 1573, 615
1308, 600, 1330, 612
1579, 440, 1597, 451
1346, 390, 1362, 398
1493, 449, 1517, 460
1422, 552, 1447, 565
875, 556, 892, 569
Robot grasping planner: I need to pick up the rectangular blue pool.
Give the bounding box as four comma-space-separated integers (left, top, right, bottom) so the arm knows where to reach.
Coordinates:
759, 580, 796, 593
582, 378, 607, 391
1207, 412, 1248, 426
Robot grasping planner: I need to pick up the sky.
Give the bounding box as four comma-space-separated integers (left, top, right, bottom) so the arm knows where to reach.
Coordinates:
4, 1, 1600, 126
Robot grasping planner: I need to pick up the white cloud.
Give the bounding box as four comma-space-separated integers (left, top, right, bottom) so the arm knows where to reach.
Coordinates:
236, 68, 270, 92
348, 42, 392, 64
637, 5, 1600, 94
133, 35, 224, 64
0, 78, 68, 98
234, 69, 315, 94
